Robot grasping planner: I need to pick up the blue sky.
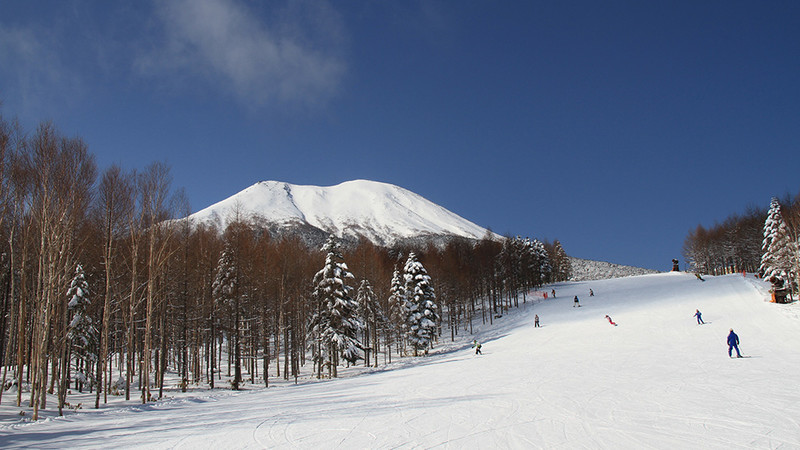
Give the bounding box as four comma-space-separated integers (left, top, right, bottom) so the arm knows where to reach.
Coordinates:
1, 1, 798, 271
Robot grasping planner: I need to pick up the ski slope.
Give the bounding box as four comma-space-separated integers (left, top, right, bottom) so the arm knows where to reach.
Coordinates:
2, 272, 800, 449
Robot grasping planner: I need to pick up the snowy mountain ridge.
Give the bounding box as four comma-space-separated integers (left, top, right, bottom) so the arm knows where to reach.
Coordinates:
187, 179, 498, 246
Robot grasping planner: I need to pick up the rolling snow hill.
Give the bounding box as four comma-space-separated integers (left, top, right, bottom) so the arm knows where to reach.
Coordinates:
187, 180, 498, 246
3, 272, 800, 448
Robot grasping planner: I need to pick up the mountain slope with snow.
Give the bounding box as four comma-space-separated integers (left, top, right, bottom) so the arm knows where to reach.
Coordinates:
569, 256, 661, 280
3, 273, 800, 448
187, 180, 497, 246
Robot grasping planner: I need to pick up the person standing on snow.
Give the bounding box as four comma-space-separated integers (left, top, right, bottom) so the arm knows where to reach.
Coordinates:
694, 309, 704, 325
472, 340, 482, 355
589, 289, 594, 297
552, 289, 556, 298
727, 329, 742, 358
573, 296, 580, 307
534, 315, 540, 327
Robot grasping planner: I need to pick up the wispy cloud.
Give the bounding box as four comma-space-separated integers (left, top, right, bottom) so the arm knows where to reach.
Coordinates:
0, 24, 82, 119
137, 0, 347, 110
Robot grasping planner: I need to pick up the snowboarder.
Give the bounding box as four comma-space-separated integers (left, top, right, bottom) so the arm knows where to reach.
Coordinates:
589, 289, 594, 297
472, 340, 482, 355
551, 289, 556, 298
573, 296, 580, 307
605, 315, 617, 326
534, 315, 540, 327
694, 309, 704, 325
727, 329, 742, 358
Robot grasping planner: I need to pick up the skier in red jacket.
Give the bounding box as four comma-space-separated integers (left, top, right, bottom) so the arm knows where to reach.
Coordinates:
605, 315, 617, 326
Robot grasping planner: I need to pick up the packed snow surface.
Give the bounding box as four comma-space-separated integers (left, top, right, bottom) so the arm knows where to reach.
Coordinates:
3, 272, 800, 448
187, 180, 495, 244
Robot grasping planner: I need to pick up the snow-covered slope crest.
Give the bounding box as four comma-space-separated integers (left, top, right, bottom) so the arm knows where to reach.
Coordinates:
188, 180, 497, 246
569, 256, 660, 281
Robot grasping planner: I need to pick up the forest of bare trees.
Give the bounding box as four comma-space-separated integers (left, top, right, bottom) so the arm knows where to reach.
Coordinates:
682, 193, 800, 278
0, 114, 563, 420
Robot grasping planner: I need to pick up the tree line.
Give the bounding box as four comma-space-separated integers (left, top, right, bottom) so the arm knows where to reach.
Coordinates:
682, 192, 800, 291
0, 114, 569, 420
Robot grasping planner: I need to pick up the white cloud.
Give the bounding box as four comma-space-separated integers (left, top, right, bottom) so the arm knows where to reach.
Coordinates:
137, 0, 347, 110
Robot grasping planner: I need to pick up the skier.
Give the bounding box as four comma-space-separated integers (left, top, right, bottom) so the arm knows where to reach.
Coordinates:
589, 289, 594, 297
695, 273, 705, 282
694, 309, 704, 325
605, 315, 617, 326
727, 329, 742, 358
552, 289, 556, 298
534, 315, 540, 327
573, 296, 580, 307
472, 339, 482, 355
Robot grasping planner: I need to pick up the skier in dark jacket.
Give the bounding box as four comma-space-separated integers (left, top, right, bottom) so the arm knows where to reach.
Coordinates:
573, 296, 580, 307
694, 309, 704, 325
534, 315, 540, 327
727, 329, 742, 358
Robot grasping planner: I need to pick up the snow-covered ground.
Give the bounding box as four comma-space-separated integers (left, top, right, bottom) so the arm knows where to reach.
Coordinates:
2, 272, 800, 449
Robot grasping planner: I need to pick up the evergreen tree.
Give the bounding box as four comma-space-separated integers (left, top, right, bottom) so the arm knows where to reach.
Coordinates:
403, 253, 439, 355
759, 197, 797, 283
531, 238, 552, 286
550, 240, 571, 282
386, 266, 406, 353
356, 279, 382, 366
212, 241, 242, 389
66, 264, 97, 387
308, 235, 363, 377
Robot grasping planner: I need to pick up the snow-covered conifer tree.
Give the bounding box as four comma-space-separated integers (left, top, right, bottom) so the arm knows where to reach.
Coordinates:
532, 239, 552, 285
67, 264, 97, 389
550, 240, 571, 282
386, 266, 406, 357
356, 279, 382, 366
759, 197, 797, 283
403, 253, 439, 356
212, 241, 242, 389
308, 235, 363, 377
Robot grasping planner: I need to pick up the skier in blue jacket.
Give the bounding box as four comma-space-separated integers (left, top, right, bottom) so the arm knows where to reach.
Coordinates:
694, 309, 704, 325
727, 329, 741, 358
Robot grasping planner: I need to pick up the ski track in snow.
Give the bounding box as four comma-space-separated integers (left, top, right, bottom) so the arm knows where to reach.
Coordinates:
2, 272, 800, 449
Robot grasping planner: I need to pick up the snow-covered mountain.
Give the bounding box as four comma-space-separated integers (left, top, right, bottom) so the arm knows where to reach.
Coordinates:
187, 180, 498, 246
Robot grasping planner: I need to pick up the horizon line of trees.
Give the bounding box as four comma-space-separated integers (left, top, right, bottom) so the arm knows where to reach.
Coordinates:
682, 192, 800, 293
0, 112, 571, 420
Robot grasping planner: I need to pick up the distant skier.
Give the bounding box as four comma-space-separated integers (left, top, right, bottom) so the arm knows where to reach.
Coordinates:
605, 315, 617, 326
695, 273, 705, 282
534, 315, 540, 327
573, 296, 580, 307
727, 329, 742, 358
694, 309, 705, 325
552, 289, 556, 298
589, 289, 594, 297
472, 340, 482, 355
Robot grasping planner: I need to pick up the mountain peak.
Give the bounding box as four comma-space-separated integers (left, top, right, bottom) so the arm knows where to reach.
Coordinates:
188, 180, 496, 246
